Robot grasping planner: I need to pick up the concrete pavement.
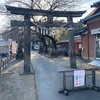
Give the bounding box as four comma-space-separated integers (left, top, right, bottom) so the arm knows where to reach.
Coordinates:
31, 52, 100, 100
0, 52, 100, 100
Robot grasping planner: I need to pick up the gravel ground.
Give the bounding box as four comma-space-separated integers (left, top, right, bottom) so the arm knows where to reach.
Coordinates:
0, 60, 37, 100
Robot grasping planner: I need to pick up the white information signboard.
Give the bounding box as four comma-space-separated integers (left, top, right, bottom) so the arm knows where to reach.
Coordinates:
74, 70, 85, 87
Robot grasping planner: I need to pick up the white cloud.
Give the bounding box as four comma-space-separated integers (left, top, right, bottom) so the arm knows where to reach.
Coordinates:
0, 0, 6, 4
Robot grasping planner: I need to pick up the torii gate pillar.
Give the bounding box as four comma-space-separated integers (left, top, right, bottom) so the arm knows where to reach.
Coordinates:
24, 14, 31, 73
67, 16, 76, 69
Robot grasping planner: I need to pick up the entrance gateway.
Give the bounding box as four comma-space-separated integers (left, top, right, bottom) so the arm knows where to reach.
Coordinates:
6, 5, 85, 73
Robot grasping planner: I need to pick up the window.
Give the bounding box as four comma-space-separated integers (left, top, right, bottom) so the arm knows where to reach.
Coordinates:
96, 34, 100, 39
96, 34, 100, 58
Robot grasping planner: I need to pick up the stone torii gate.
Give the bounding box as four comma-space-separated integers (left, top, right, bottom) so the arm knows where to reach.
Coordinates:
6, 5, 85, 73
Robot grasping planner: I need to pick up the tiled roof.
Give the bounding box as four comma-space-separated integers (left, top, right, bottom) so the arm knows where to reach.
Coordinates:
86, 8, 98, 17
74, 27, 87, 35
82, 12, 100, 24
91, 1, 100, 7
82, 1, 100, 24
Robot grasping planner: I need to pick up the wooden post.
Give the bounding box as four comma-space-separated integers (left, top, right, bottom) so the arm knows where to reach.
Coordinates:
67, 16, 76, 69
92, 70, 96, 87
24, 14, 31, 73
63, 72, 66, 90
87, 25, 90, 60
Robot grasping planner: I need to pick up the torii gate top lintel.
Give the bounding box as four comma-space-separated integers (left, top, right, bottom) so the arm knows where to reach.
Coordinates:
6, 5, 85, 17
